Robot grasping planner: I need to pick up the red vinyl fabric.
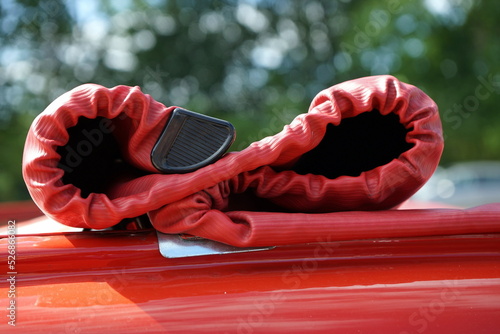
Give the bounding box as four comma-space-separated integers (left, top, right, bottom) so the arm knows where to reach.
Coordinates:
152, 202, 500, 247
22, 75, 499, 247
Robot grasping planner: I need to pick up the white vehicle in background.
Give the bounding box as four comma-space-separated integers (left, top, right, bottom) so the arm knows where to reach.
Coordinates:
412, 161, 500, 207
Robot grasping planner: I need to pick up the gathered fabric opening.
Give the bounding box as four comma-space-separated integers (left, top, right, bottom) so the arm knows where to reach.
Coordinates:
57, 117, 145, 198
291, 109, 414, 179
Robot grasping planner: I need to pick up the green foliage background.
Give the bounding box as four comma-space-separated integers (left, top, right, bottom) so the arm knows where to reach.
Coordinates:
1, 0, 499, 201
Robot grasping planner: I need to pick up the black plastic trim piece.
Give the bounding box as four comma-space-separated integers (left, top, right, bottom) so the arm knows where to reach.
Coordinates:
151, 108, 235, 173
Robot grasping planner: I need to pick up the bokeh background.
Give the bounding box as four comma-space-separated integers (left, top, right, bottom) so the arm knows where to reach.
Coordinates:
1, 0, 499, 203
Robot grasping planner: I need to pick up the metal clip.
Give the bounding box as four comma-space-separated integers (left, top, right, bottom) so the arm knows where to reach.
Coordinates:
157, 232, 274, 258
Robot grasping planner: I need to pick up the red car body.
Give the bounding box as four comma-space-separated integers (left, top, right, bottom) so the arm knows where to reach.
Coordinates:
1, 201, 500, 333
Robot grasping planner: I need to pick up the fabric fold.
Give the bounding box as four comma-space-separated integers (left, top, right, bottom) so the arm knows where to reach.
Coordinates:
23, 75, 448, 242
149, 75, 448, 245
153, 202, 500, 247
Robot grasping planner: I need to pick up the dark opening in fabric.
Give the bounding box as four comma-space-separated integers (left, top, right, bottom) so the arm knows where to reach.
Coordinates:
56, 117, 140, 198
292, 110, 414, 179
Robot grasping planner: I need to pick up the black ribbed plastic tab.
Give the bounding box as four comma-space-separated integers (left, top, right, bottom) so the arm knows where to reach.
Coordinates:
151, 108, 235, 173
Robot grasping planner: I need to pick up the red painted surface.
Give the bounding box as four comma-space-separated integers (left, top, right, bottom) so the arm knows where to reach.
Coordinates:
0, 200, 43, 222
1, 229, 500, 333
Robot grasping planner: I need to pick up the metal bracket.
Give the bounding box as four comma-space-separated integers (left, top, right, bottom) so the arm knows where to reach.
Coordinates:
157, 232, 274, 258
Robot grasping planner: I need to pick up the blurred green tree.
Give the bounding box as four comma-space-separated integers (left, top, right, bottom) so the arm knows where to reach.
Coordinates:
0, 0, 499, 201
